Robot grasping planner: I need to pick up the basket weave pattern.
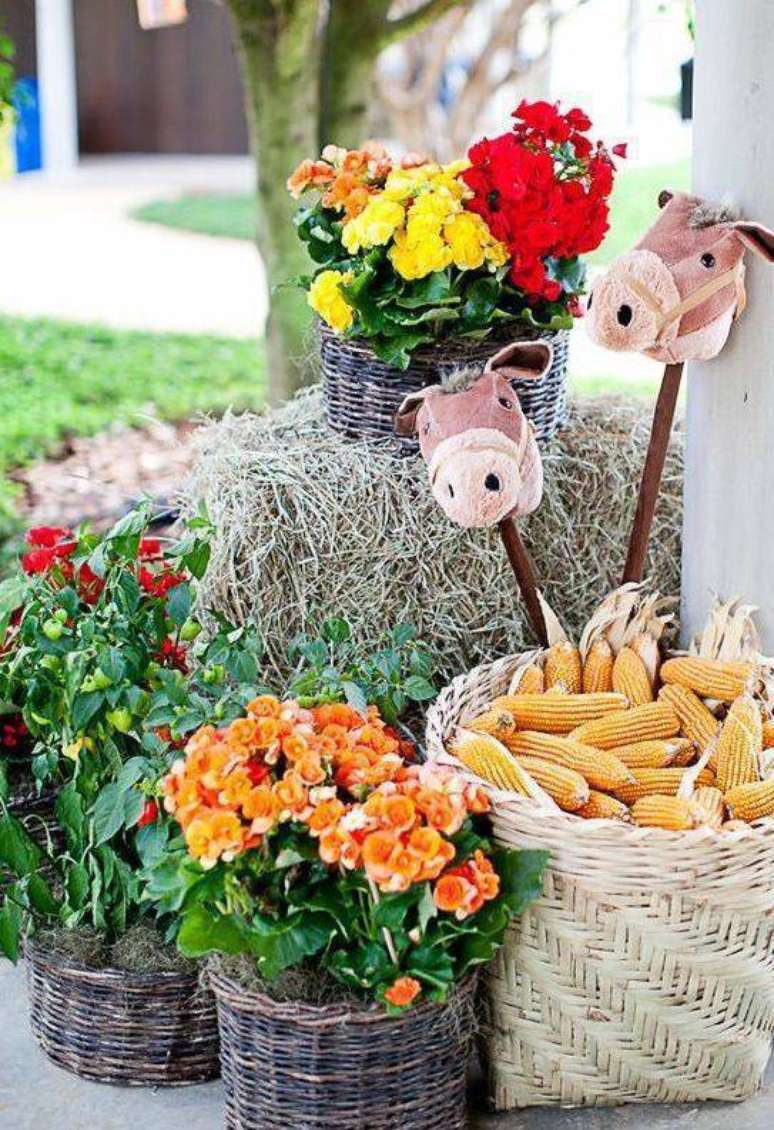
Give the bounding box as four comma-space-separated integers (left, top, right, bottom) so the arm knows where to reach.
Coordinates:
426, 653, 774, 1108
319, 325, 570, 453
209, 967, 477, 1129
25, 941, 220, 1086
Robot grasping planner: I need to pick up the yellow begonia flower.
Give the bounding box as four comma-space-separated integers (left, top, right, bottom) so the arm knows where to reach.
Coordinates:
341, 198, 405, 253
389, 230, 453, 280
308, 270, 355, 332
382, 165, 442, 201
444, 211, 509, 272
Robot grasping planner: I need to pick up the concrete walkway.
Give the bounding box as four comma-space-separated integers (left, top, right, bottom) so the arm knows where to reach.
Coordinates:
3, 960, 773, 1129
0, 156, 266, 337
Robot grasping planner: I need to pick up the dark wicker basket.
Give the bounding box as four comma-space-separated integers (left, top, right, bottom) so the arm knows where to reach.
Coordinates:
319, 323, 570, 454
25, 940, 220, 1086
210, 967, 478, 1129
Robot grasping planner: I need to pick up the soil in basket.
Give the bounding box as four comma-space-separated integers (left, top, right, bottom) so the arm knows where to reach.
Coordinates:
215, 953, 374, 1010
35, 924, 196, 973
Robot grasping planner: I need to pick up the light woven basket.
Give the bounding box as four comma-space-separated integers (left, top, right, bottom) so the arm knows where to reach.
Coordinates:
426, 649, 774, 1109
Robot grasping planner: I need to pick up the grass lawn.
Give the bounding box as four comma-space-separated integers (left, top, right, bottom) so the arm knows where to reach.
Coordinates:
130, 160, 691, 267
0, 316, 265, 532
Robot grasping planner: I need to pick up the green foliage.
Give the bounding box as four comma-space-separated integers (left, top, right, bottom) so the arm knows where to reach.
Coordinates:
287, 619, 436, 724
0, 26, 14, 121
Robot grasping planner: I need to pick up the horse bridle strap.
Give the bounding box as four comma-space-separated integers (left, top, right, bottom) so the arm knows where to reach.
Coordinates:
624, 264, 743, 341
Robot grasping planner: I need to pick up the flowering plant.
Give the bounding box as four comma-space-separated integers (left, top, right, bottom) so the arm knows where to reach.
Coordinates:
147, 696, 546, 1010
288, 101, 623, 368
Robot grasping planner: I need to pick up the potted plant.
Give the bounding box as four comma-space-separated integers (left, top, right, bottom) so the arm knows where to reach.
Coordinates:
145, 693, 547, 1127
0, 504, 264, 1085
287, 99, 624, 449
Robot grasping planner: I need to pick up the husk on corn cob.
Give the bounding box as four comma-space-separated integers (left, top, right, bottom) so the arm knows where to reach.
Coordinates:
724, 779, 774, 822
612, 738, 694, 769
612, 646, 654, 706
468, 707, 516, 742
714, 694, 762, 793
576, 790, 633, 822
571, 701, 679, 750
689, 786, 725, 831
631, 795, 698, 831
514, 756, 590, 811
660, 656, 756, 703
615, 766, 715, 805
490, 692, 628, 735
505, 731, 634, 790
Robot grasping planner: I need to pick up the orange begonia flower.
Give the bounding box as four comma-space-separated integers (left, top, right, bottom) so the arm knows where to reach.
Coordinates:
242, 786, 280, 834
218, 769, 253, 810
247, 694, 281, 719
295, 753, 326, 786
361, 829, 398, 885
434, 872, 475, 914
283, 733, 309, 760
185, 810, 244, 869
383, 795, 416, 833
228, 718, 258, 747
384, 976, 421, 1008
308, 798, 346, 836
256, 717, 281, 746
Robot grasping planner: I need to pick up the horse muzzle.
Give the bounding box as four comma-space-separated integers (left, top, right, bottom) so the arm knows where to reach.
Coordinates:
427, 428, 538, 529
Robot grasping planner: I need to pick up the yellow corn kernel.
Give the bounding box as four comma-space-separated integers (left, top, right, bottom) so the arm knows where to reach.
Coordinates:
571, 701, 679, 750
544, 641, 582, 694
615, 766, 715, 805
509, 664, 545, 695
689, 786, 725, 831
612, 738, 695, 769
660, 656, 755, 703
715, 694, 762, 793
505, 731, 634, 790
724, 778, 774, 822
582, 638, 614, 694
490, 692, 628, 736
612, 646, 654, 706
468, 708, 516, 742
576, 790, 633, 822
657, 684, 719, 749
762, 718, 774, 749
453, 732, 531, 794
514, 756, 590, 812
631, 795, 698, 831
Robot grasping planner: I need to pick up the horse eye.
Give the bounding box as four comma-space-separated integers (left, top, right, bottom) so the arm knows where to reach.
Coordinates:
587, 290, 593, 310
423, 421, 431, 435
498, 397, 513, 410
701, 252, 716, 268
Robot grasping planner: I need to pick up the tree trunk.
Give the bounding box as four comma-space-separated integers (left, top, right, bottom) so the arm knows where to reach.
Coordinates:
320, 1, 390, 146
227, 0, 322, 404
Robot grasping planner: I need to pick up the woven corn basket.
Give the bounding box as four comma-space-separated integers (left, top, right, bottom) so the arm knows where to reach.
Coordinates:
209, 965, 477, 1129
319, 323, 570, 454
426, 651, 774, 1109
25, 940, 220, 1086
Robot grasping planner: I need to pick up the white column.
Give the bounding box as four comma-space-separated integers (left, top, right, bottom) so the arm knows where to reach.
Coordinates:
35, 0, 79, 173
682, 0, 774, 644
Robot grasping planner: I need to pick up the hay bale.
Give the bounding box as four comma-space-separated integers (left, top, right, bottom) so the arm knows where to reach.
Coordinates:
186, 388, 682, 685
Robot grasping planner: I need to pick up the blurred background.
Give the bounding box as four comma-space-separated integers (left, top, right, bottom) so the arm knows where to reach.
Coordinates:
0, 0, 693, 547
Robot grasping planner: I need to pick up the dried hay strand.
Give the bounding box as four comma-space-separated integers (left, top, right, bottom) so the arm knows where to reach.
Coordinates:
185, 387, 682, 685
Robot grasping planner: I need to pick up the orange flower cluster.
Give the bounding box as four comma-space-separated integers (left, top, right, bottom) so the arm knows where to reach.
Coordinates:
163, 696, 497, 921
287, 141, 429, 220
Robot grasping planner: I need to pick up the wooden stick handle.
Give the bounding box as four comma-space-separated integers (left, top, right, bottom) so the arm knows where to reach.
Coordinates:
498, 518, 549, 647
622, 361, 684, 585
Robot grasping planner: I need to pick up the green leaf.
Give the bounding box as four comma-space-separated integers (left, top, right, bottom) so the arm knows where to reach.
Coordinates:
394, 271, 455, 308
27, 874, 61, 916
369, 332, 432, 370
66, 863, 90, 910
0, 815, 43, 877
392, 623, 417, 647
92, 781, 145, 846
403, 675, 436, 702
136, 820, 169, 867
459, 276, 501, 329
494, 848, 548, 915
406, 943, 455, 990
0, 898, 22, 962
71, 691, 105, 731
248, 911, 333, 980
0, 761, 8, 803
342, 680, 368, 716
320, 618, 351, 645
166, 583, 191, 627
374, 886, 423, 930
177, 904, 248, 957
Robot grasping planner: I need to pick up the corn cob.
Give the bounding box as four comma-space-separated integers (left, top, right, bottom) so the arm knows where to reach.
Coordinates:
724, 778, 774, 822
508, 664, 545, 695
631, 795, 698, 831
615, 766, 715, 805
468, 708, 517, 742
762, 718, 774, 749
490, 692, 628, 736
657, 684, 719, 749
571, 701, 679, 750
576, 790, 633, 822
544, 640, 582, 693
505, 731, 634, 790
582, 638, 614, 693
660, 656, 756, 703
612, 738, 694, 769
612, 646, 654, 706
715, 694, 762, 793
689, 786, 725, 831
453, 732, 532, 794
515, 756, 590, 811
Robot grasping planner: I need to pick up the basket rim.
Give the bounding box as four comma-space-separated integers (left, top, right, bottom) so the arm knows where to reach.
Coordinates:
426, 649, 774, 845
319, 320, 570, 357
208, 965, 476, 1027
25, 937, 203, 987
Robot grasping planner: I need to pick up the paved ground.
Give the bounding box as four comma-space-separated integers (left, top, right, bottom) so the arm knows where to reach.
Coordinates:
3, 961, 772, 1129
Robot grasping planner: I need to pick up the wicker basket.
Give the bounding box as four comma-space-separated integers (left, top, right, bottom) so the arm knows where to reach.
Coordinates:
25, 940, 220, 1086
426, 652, 774, 1109
209, 966, 477, 1129
319, 324, 570, 453
3, 778, 62, 881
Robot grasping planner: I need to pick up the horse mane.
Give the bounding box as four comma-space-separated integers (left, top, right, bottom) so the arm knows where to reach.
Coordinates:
689, 200, 740, 229
439, 364, 483, 394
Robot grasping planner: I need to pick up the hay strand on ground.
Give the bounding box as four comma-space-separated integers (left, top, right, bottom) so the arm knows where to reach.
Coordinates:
185, 387, 682, 685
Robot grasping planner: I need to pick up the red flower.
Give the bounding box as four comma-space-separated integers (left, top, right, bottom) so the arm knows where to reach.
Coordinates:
139, 538, 162, 560
137, 800, 159, 828
26, 526, 73, 549
246, 758, 270, 785
156, 637, 188, 672
139, 567, 187, 598
78, 562, 104, 605
612, 142, 628, 159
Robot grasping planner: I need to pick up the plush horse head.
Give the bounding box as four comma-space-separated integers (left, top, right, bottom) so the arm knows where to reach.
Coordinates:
394, 341, 551, 528
586, 191, 774, 363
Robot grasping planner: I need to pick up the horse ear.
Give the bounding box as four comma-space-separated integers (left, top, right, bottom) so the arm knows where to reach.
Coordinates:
733, 220, 774, 263
485, 340, 553, 381
658, 189, 674, 209
394, 387, 438, 437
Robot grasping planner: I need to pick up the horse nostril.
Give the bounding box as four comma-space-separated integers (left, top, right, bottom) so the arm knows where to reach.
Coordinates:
617, 304, 633, 327
484, 473, 501, 493
448, 483, 454, 498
